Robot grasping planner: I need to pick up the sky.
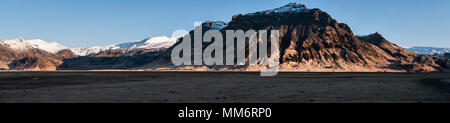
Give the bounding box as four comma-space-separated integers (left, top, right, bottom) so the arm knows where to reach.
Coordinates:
0, 0, 449, 48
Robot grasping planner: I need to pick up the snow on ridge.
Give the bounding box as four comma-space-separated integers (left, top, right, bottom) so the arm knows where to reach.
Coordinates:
247, 2, 309, 15
125, 36, 179, 51
0, 38, 68, 53
70, 36, 180, 56
204, 21, 228, 30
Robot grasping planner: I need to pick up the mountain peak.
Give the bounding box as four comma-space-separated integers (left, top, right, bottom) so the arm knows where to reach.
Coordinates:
247, 2, 309, 15
357, 32, 389, 45
279, 2, 308, 10
268, 2, 309, 13
359, 32, 383, 38
372, 32, 382, 37
17, 37, 26, 42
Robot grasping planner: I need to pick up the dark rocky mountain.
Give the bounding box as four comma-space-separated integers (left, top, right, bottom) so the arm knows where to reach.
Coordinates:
149, 3, 448, 72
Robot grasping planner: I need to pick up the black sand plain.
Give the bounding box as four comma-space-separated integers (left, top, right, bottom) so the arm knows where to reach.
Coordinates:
0, 71, 449, 103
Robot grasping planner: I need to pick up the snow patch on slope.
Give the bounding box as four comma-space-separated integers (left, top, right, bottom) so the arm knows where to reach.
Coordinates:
0, 38, 68, 53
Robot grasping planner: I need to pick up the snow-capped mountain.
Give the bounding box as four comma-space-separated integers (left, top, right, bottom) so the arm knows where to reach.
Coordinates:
70, 36, 179, 56
405, 47, 450, 55
0, 38, 67, 53
0, 35, 182, 56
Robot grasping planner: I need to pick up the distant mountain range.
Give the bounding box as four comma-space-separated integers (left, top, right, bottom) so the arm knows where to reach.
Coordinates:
0, 36, 177, 56
5, 37, 446, 57
70, 36, 179, 56
405, 47, 450, 55
0, 2, 449, 72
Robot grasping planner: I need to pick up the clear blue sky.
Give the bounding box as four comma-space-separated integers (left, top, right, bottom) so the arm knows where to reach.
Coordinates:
1, 0, 449, 48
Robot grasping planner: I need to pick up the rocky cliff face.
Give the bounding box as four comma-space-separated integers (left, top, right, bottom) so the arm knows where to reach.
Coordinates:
0, 44, 76, 70
150, 3, 448, 72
